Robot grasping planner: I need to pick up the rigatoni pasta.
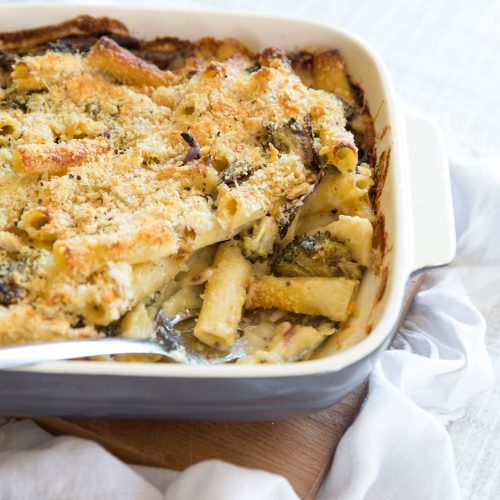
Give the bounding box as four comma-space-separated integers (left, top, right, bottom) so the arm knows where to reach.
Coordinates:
12, 139, 111, 176
246, 276, 358, 322
0, 16, 377, 364
87, 36, 174, 87
194, 241, 252, 350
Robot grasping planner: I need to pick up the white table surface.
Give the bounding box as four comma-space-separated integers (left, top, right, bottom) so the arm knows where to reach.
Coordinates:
3, 1, 500, 498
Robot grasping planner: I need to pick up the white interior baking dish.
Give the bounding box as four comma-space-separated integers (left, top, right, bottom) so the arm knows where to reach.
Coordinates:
0, 2, 456, 419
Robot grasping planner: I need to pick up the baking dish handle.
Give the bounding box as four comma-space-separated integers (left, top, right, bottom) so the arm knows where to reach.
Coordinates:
404, 105, 456, 275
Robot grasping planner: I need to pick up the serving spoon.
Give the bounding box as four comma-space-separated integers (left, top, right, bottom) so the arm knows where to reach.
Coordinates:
0, 309, 246, 369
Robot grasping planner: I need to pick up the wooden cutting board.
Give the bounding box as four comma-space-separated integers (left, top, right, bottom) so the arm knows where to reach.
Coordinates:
34, 276, 424, 499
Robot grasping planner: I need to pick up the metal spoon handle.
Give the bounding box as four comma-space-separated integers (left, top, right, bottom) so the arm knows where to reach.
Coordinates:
0, 338, 164, 369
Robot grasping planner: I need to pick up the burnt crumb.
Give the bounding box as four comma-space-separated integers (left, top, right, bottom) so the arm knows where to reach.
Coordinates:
0, 276, 23, 307
135, 37, 194, 70
31, 37, 85, 55
288, 50, 314, 69
44, 39, 77, 54
96, 320, 121, 337
180, 132, 200, 164
32, 32, 141, 56
72, 316, 86, 329
245, 61, 262, 73
260, 47, 288, 66
180, 132, 196, 147
102, 33, 141, 50
135, 49, 186, 71
0, 50, 16, 70
221, 160, 263, 185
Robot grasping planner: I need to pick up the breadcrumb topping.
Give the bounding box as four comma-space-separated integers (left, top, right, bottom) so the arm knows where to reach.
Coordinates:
0, 33, 353, 343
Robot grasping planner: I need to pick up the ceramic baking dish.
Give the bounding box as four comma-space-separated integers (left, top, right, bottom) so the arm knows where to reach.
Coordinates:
0, 2, 456, 419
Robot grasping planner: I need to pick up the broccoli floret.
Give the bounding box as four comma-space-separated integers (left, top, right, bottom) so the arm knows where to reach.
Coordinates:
263, 118, 320, 173
239, 216, 278, 262
271, 231, 363, 279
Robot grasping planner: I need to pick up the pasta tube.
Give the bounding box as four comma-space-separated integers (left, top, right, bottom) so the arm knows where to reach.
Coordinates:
12, 139, 111, 176
53, 220, 178, 276
194, 241, 252, 350
87, 37, 173, 87
313, 50, 357, 106
246, 276, 358, 321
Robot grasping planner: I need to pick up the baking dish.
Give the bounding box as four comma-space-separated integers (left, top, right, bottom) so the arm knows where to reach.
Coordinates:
0, 2, 456, 419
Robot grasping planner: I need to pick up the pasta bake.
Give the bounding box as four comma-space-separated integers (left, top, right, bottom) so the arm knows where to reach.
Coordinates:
0, 16, 377, 364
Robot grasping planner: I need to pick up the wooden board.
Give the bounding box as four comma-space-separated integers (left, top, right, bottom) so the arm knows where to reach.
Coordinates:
34, 276, 424, 499
36, 387, 366, 500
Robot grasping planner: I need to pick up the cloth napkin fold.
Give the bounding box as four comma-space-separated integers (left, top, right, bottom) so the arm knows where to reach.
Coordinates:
317, 153, 498, 500
1, 144, 498, 500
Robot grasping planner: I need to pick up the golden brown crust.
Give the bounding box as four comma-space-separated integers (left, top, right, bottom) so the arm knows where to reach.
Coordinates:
87, 36, 173, 87
0, 15, 129, 52
312, 50, 356, 106
53, 220, 179, 276
12, 139, 112, 176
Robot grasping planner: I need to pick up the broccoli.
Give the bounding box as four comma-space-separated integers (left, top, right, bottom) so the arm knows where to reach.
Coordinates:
262, 118, 320, 173
221, 160, 263, 185
0, 258, 27, 306
271, 231, 363, 280
239, 216, 278, 262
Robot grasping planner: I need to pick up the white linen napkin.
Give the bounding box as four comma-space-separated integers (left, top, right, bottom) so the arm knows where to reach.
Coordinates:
317, 153, 499, 500
0, 146, 497, 500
